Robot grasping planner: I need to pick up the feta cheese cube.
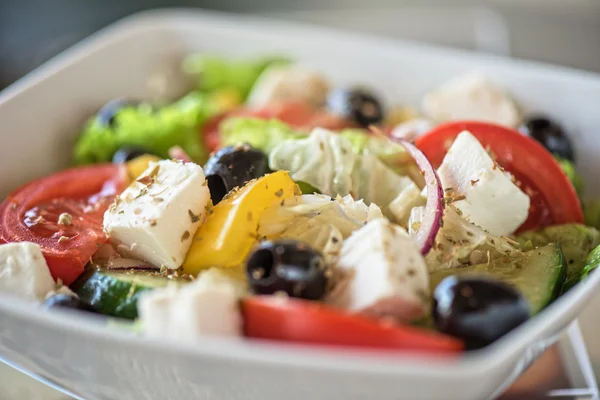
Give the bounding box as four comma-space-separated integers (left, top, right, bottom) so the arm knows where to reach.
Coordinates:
103, 160, 211, 269
247, 65, 330, 108
437, 131, 530, 236
327, 219, 429, 321
423, 72, 521, 127
139, 268, 244, 340
0, 242, 55, 301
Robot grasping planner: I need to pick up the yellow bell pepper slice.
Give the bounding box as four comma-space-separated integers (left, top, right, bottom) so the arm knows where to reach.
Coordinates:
126, 154, 162, 180
183, 171, 299, 275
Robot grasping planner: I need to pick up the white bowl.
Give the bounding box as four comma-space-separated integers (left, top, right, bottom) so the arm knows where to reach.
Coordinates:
1, 9, 600, 400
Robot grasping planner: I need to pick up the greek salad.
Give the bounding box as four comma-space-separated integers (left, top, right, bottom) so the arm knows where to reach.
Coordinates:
1, 54, 599, 353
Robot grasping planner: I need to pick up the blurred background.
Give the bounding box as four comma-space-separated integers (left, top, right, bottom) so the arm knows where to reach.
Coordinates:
1, 0, 600, 90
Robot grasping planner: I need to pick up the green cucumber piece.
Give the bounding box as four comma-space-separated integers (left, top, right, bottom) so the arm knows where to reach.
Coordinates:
429, 244, 566, 314
516, 224, 599, 287
73, 269, 176, 320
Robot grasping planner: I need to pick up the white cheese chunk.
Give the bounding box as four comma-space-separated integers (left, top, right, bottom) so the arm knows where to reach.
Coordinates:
422, 72, 521, 127
139, 268, 244, 340
327, 219, 429, 321
0, 242, 55, 301
437, 131, 530, 236
103, 160, 210, 269
247, 65, 330, 108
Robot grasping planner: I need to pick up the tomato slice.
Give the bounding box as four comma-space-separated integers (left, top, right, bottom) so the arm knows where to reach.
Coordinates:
242, 296, 463, 353
202, 102, 356, 153
0, 164, 126, 285
414, 121, 583, 232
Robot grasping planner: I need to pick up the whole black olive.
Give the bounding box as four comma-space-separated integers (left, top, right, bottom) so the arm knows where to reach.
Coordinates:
521, 116, 575, 161
433, 276, 530, 350
327, 88, 385, 127
44, 294, 99, 314
203, 144, 270, 204
246, 240, 328, 300
96, 98, 138, 128
112, 147, 151, 163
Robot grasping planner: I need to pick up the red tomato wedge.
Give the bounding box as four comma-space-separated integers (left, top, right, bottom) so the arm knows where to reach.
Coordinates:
203, 102, 356, 153
0, 164, 126, 285
242, 297, 463, 353
414, 121, 583, 232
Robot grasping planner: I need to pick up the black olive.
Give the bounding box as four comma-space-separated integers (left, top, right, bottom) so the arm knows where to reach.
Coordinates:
432, 276, 530, 350
521, 116, 575, 161
43, 294, 99, 314
203, 144, 270, 204
327, 88, 385, 127
97, 98, 137, 128
246, 240, 328, 300
112, 147, 150, 163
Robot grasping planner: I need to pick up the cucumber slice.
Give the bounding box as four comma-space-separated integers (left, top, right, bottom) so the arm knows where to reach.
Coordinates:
72, 269, 179, 319
516, 224, 599, 287
429, 244, 566, 314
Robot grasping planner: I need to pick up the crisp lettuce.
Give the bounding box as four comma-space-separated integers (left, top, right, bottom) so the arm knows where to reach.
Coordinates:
580, 245, 600, 280
585, 200, 600, 230
182, 55, 289, 100
73, 92, 217, 165
340, 128, 412, 169
219, 117, 305, 154
268, 128, 414, 219
426, 207, 522, 272
258, 194, 383, 262
219, 119, 415, 177
557, 156, 584, 197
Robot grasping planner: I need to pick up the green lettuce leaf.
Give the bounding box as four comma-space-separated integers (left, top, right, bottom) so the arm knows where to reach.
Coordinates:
258, 194, 383, 262
73, 92, 217, 165
585, 200, 600, 230
268, 128, 414, 218
182, 55, 290, 100
580, 245, 600, 280
219, 117, 305, 154
340, 128, 412, 170
556, 156, 584, 197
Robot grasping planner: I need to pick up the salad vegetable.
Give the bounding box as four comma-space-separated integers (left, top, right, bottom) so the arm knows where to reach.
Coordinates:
74, 93, 217, 165
1, 54, 599, 356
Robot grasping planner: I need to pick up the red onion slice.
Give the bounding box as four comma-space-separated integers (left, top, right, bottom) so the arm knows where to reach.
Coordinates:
393, 139, 444, 254
168, 146, 192, 163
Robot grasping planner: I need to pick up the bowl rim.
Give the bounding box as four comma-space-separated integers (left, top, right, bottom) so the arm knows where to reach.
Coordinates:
1, 7, 600, 378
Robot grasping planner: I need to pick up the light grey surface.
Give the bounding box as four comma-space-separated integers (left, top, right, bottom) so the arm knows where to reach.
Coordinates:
1, 0, 600, 89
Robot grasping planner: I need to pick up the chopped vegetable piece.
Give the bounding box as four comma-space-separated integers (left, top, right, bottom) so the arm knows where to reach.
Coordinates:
392, 138, 443, 254
72, 268, 177, 319
557, 156, 584, 198
429, 243, 566, 314
516, 224, 599, 288
416, 121, 583, 232
74, 92, 217, 165
126, 154, 162, 180
183, 54, 290, 99
0, 164, 126, 285
183, 171, 299, 275
242, 296, 463, 353
219, 117, 305, 154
